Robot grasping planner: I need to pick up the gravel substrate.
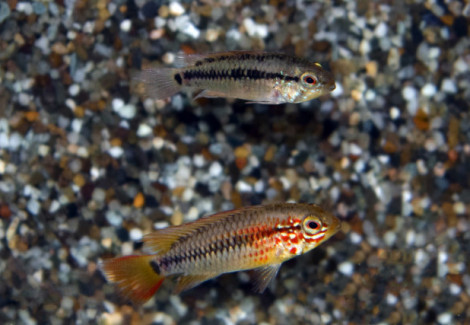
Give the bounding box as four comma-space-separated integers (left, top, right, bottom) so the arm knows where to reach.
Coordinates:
1, 1, 470, 324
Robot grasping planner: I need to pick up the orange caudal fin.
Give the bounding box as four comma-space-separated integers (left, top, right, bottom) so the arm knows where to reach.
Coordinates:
101, 255, 164, 304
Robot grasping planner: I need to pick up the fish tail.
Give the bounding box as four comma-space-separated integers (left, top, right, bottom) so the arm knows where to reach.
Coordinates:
101, 255, 164, 304
135, 68, 183, 100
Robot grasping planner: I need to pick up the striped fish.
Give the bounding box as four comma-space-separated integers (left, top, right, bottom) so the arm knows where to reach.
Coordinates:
137, 51, 336, 104
102, 203, 341, 303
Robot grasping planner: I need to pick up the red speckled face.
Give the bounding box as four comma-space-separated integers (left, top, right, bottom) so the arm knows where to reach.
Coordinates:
274, 208, 341, 260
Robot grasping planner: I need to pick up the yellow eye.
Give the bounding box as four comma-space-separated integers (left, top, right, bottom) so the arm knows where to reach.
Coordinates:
302, 216, 322, 235
301, 73, 318, 88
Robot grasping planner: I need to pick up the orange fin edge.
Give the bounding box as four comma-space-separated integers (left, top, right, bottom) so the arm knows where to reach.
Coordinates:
101, 255, 164, 304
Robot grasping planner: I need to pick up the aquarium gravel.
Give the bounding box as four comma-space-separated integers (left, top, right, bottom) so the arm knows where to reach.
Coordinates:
1, 0, 470, 324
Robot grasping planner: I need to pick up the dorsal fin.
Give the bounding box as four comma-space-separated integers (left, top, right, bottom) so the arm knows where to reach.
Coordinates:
143, 207, 257, 254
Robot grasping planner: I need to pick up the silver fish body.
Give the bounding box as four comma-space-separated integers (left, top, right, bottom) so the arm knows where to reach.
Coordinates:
137, 51, 336, 104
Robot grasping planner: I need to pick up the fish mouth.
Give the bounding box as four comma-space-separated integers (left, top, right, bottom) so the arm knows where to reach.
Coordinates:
328, 82, 336, 92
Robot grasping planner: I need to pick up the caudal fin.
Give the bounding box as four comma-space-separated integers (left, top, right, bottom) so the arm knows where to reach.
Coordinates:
135, 68, 182, 100
101, 255, 164, 304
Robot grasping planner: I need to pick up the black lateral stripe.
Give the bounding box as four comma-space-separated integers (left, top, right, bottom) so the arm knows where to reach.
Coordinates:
183, 68, 299, 82
174, 73, 182, 85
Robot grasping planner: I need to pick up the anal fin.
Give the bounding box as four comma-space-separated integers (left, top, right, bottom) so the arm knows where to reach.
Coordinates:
252, 264, 282, 293
193, 89, 229, 100
174, 273, 217, 294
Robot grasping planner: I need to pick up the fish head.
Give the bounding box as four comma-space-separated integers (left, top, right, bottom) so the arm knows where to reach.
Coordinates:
298, 204, 341, 253
274, 204, 341, 261
288, 63, 336, 103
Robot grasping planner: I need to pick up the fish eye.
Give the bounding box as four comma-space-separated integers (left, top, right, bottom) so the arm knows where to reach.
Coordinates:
301, 73, 318, 88
302, 216, 322, 235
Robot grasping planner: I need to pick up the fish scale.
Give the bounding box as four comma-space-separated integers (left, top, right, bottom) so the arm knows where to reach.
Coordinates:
102, 203, 341, 303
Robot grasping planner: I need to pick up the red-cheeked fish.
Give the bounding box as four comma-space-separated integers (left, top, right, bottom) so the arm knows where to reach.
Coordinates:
102, 203, 341, 304
137, 51, 336, 104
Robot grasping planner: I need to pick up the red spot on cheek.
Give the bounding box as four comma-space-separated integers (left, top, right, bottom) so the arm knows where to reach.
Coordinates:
290, 247, 297, 254
290, 235, 299, 244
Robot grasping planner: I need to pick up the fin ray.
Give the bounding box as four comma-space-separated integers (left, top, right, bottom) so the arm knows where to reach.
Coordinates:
134, 68, 181, 100
144, 207, 259, 253
174, 273, 217, 293
101, 255, 164, 304
252, 264, 281, 292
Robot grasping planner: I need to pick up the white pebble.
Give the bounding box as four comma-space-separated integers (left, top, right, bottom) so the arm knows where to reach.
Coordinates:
338, 261, 354, 276
169, 295, 188, 317
136, 124, 153, 137
129, 228, 143, 241
38, 144, 49, 156
49, 200, 60, 213
453, 202, 465, 215
449, 283, 461, 295
383, 231, 396, 247
27, 199, 40, 215
406, 230, 415, 246
350, 232, 362, 244
209, 161, 223, 177
106, 210, 122, 227
68, 84, 80, 96
374, 22, 387, 38
421, 83, 436, 97
243, 18, 268, 38
186, 206, 199, 221
349, 143, 362, 156
18, 92, 31, 106
386, 293, 398, 305
402, 85, 417, 101
441, 78, 457, 93
437, 313, 452, 325
169, 2, 185, 16
120, 19, 132, 32
108, 146, 124, 158
92, 188, 106, 202
112, 98, 124, 110
17, 2, 33, 15
428, 47, 440, 59
236, 180, 252, 192
116, 104, 136, 119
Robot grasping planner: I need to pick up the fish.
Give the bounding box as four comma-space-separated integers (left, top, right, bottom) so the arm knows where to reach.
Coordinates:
101, 203, 341, 304
136, 51, 336, 104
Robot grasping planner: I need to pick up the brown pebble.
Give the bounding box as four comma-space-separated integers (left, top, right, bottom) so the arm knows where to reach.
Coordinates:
73, 174, 86, 187
235, 157, 247, 170
387, 311, 402, 324
0, 203, 12, 219
172, 186, 185, 198
264, 145, 276, 162
440, 14, 454, 26
231, 190, 242, 208
413, 109, 430, 131
234, 144, 251, 159
365, 61, 378, 78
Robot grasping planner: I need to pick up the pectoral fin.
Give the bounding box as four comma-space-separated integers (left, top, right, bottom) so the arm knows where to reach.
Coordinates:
252, 263, 282, 293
